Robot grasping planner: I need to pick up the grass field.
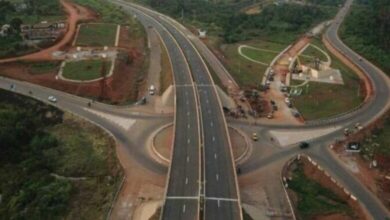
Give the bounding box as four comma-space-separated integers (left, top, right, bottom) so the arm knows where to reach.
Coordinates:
62, 59, 112, 81
299, 44, 329, 64
240, 47, 279, 65
221, 40, 287, 88
289, 164, 352, 219
292, 38, 364, 120
27, 61, 61, 74
76, 23, 118, 47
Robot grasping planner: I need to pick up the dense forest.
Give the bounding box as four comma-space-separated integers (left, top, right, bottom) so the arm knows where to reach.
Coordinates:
142, 0, 338, 43
341, 0, 390, 74
0, 90, 122, 219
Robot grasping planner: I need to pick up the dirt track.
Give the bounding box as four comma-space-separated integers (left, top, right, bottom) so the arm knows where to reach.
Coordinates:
0, 0, 96, 63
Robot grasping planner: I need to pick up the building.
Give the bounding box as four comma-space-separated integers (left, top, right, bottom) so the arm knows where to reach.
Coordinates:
0, 24, 11, 37
20, 21, 66, 40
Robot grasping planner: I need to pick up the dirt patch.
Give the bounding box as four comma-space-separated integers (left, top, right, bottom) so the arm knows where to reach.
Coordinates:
0, 50, 144, 104
331, 111, 390, 211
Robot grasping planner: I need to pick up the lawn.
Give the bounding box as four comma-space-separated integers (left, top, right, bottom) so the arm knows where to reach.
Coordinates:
288, 164, 352, 219
292, 38, 364, 120
27, 61, 61, 74
240, 47, 279, 65
76, 23, 118, 47
221, 40, 287, 88
62, 59, 112, 81
299, 44, 329, 63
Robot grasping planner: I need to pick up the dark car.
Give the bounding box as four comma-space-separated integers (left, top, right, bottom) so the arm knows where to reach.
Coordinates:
299, 142, 310, 149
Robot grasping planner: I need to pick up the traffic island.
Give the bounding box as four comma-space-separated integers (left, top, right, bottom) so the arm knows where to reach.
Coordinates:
152, 124, 249, 164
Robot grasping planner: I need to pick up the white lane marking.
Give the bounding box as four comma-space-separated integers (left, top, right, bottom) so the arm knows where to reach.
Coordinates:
187, 138, 191, 144
187, 112, 190, 116
216, 174, 219, 181
186, 156, 190, 163
187, 124, 190, 129
166, 196, 198, 200
218, 200, 221, 208
205, 197, 239, 202
212, 136, 216, 142
84, 108, 135, 130
182, 204, 186, 213
186, 100, 189, 105
214, 153, 217, 159
185, 177, 188, 185
210, 122, 213, 127
206, 99, 209, 104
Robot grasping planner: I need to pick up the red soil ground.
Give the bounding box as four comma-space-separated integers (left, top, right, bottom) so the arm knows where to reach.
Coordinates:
0, 3, 146, 104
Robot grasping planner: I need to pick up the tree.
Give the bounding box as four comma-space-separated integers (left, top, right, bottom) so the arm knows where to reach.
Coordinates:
10, 18, 23, 33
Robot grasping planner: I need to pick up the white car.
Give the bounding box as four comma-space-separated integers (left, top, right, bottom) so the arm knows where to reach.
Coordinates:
149, 85, 156, 95
48, 96, 57, 103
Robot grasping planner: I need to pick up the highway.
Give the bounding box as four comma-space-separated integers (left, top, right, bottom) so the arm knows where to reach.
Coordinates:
0, 0, 389, 219
111, 1, 243, 219
116, 5, 202, 219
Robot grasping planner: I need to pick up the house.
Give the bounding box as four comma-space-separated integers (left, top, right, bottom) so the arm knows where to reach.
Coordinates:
0, 24, 11, 37
20, 21, 66, 40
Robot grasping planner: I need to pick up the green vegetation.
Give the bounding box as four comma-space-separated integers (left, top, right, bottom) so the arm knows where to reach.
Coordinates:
76, 23, 118, 47
240, 47, 279, 65
142, 0, 339, 44
288, 163, 352, 219
361, 116, 390, 160
221, 40, 287, 88
62, 59, 112, 81
299, 44, 329, 63
0, 0, 65, 58
340, 0, 390, 74
0, 89, 122, 219
292, 38, 363, 120
73, 0, 127, 24
26, 61, 61, 74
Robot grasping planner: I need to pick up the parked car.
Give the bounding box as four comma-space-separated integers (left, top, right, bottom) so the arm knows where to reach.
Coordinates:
48, 95, 57, 103
299, 142, 309, 149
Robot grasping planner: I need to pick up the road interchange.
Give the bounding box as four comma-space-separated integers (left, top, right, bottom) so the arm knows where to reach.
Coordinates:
0, 0, 389, 219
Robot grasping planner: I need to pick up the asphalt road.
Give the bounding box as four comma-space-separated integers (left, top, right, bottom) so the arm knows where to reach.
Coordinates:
111, 1, 243, 219
114, 4, 202, 219
1, 0, 389, 219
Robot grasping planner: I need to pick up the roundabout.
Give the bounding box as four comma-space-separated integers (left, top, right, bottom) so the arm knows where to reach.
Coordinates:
151, 124, 251, 165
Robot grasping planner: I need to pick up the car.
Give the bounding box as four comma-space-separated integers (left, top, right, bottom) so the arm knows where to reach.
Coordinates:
252, 132, 258, 141
48, 96, 57, 103
149, 85, 156, 95
267, 113, 273, 119
344, 128, 351, 136
299, 142, 309, 149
